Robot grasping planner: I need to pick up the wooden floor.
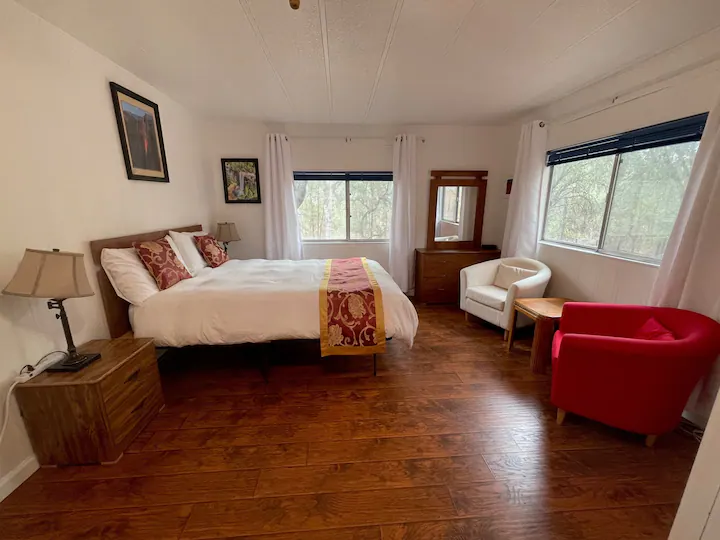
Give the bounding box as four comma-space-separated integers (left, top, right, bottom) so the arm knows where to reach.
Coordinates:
0, 305, 699, 539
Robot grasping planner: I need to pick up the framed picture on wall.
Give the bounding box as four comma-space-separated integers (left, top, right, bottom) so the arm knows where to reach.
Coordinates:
222, 158, 261, 203
109, 82, 169, 182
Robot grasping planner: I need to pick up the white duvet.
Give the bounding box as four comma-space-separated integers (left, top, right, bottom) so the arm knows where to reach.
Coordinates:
130, 258, 418, 348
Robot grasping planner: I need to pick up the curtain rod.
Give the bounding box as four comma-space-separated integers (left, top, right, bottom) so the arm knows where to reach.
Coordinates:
555, 54, 720, 127
291, 135, 426, 143
558, 87, 668, 126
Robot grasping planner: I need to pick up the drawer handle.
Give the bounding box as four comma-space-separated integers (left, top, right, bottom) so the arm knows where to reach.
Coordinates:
438, 288, 446, 291
131, 398, 147, 414
125, 369, 140, 384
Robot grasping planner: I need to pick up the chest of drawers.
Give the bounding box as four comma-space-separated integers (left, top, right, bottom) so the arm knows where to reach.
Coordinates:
415, 248, 501, 304
15, 338, 163, 465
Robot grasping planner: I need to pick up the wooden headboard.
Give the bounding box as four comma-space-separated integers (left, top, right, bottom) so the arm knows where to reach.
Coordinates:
89, 225, 203, 338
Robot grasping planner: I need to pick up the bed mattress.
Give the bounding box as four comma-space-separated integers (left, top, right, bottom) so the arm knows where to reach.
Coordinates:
130, 258, 418, 348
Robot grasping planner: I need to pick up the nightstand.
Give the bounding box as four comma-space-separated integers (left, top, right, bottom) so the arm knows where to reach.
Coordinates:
15, 338, 164, 466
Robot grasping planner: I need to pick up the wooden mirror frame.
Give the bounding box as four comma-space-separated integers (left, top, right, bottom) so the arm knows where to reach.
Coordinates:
426, 170, 488, 251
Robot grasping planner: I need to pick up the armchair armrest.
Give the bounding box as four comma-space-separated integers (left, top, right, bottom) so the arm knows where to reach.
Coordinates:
512, 271, 551, 299
502, 269, 551, 320
559, 302, 652, 337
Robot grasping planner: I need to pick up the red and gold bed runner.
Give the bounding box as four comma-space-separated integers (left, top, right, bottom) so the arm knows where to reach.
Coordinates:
319, 257, 386, 357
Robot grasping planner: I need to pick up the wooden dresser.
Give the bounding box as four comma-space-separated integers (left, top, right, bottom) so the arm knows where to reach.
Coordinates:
15, 339, 164, 466
415, 248, 501, 304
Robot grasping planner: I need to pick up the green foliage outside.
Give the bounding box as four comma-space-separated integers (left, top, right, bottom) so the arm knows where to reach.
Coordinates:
545, 155, 614, 248
295, 180, 346, 239
544, 141, 699, 260
604, 142, 698, 259
294, 179, 392, 240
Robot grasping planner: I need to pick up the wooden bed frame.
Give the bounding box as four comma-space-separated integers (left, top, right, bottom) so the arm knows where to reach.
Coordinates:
89, 224, 203, 338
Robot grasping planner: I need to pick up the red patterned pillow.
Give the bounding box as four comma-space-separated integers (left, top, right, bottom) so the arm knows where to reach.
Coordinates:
193, 235, 229, 268
133, 238, 192, 290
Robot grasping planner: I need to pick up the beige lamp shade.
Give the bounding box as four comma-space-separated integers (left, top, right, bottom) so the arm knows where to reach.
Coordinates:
2, 249, 94, 299
216, 222, 241, 243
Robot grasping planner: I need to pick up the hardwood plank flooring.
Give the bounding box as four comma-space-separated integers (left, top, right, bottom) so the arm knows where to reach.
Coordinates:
144, 421, 356, 451
0, 471, 259, 514
0, 305, 698, 539
481, 445, 696, 480
0, 505, 193, 540
30, 444, 308, 482
182, 486, 456, 538
254, 455, 494, 497
450, 476, 687, 516
306, 433, 520, 464
381, 504, 679, 540
227, 528, 382, 540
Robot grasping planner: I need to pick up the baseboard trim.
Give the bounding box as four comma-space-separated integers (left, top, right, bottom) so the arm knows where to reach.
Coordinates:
0, 455, 39, 502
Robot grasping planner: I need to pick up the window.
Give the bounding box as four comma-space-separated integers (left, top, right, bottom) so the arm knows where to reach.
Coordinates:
441, 186, 460, 223
543, 113, 707, 262
294, 171, 392, 241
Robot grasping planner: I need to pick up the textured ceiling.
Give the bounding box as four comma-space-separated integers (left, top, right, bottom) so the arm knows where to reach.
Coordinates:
17, 0, 720, 124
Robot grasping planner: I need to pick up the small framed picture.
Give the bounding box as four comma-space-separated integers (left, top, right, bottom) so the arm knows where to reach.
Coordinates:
222, 158, 261, 203
109, 82, 169, 182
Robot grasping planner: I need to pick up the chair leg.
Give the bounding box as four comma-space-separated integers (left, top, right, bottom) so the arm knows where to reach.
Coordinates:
645, 435, 657, 448
503, 330, 509, 341
556, 409, 566, 425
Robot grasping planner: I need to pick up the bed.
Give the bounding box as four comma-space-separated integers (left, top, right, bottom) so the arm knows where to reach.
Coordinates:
89, 225, 418, 352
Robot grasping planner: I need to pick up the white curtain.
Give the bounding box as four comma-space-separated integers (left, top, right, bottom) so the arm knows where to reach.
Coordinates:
458, 187, 477, 241
650, 95, 720, 423
501, 120, 547, 258
263, 133, 303, 260
390, 134, 418, 294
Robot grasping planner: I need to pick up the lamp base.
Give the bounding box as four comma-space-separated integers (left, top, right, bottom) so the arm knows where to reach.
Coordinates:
46, 352, 101, 373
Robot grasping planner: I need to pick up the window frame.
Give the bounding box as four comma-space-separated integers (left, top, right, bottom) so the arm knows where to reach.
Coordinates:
439, 187, 461, 224
542, 151, 689, 265
541, 114, 707, 264
293, 171, 393, 243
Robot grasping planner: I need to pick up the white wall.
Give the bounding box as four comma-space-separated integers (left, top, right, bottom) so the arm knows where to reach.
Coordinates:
539, 244, 659, 304
0, 0, 212, 499
669, 386, 720, 540
201, 120, 520, 270
200, 119, 268, 261
412, 125, 519, 250
536, 64, 720, 304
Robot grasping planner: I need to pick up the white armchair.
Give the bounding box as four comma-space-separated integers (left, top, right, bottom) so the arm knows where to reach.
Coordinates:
460, 257, 551, 334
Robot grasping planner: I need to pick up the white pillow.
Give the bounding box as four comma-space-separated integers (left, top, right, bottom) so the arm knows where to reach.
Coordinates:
163, 234, 190, 273
493, 263, 538, 290
101, 248, 159, 306
169, 230, 208, 276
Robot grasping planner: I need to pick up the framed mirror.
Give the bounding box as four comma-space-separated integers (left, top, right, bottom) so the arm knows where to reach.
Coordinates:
426, 170, 488, 250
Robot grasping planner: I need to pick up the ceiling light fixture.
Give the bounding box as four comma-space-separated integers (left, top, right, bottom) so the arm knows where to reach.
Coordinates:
290, 0, 300, 9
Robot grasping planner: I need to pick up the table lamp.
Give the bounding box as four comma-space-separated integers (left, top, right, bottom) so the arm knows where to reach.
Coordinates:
215, 222, 241, 252
2, 249, 100, 372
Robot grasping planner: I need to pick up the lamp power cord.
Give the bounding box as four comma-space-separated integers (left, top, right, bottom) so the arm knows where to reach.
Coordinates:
0, 351, 67, 447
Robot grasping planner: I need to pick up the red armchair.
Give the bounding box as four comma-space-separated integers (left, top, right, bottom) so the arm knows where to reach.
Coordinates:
551, 303, 720, 446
